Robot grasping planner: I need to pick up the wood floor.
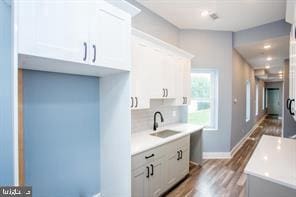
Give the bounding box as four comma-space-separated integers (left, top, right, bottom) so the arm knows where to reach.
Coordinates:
165, 117, 282, 197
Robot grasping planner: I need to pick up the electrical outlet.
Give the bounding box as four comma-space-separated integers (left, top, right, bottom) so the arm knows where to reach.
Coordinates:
172, 110, 176, 117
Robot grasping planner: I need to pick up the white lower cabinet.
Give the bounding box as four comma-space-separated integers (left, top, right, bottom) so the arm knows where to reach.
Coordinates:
132, 136, 190, 197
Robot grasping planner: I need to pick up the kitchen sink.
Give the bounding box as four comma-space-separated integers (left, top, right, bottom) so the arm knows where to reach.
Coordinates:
150, 130, 180, 138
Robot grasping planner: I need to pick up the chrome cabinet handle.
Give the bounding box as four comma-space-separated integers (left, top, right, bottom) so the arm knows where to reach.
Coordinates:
135, 97, 138, 108
131, 97, 134, 108
83, 42, 87, 61
180, 150, 183, 159
177, 151, 180, 160
92, 44, 96, 63
162, 88, 165, 97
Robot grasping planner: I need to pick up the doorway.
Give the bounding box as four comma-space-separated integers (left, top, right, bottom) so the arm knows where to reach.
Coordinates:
267, 88, 281, 116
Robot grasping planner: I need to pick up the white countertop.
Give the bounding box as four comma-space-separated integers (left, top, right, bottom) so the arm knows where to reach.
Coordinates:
245, 135, 296, 190
131, 123, 203, 156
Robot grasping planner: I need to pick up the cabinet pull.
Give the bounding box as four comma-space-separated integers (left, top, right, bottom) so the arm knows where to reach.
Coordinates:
166, 89, 169, 97
131, 97, 134, 108
177, 151, 180, 160
150, 164, 154, 176
146, 166, 150, 178
83, 42, 87, 61
162, 88, 165, 97
287, 98, 291, 110
185, 97, 187, 104
180, 150, 183, 159
183, 97, 185, 104
145, 153, 154, 159
92, 44, 96, 63
289, 99, 295, 116
135, 97, 138, 108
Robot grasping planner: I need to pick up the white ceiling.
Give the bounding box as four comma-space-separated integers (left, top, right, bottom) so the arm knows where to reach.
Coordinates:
136, 0, 286, 31
235, 36, 289, 80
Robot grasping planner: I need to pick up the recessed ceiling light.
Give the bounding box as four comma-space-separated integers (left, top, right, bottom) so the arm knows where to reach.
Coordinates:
266, 57, 272, 61
201, 10, 209, 17
264, 44, 271, 49
265, 64, 270, 69
278, 70, 283, 74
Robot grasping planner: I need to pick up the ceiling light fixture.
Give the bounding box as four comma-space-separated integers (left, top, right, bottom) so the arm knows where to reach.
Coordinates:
201, 10, 209, 17
266, 57, 272, 61
264, 44, 271, 49
278, 70, 283, 74
265, 64, 270, 69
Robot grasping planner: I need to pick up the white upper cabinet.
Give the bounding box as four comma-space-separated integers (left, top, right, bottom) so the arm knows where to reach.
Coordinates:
131, 29, 194, 109
17, 0, 140, 76
18, 0, 90, 64
90, 1, 131, 70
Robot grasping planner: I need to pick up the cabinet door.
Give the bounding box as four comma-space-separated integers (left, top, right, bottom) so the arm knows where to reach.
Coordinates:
178, 146, 190, 179
166, 151, 179, 189
18, 0, 90, 64
90, 1, 131, 70
175, 57, 191, 105
149, 47, 167, 99
150, 159, 164, 197
183, 58, 192, 104
132, 166, 150, 197
131, 37, 151, 109
162, 53, 178, 99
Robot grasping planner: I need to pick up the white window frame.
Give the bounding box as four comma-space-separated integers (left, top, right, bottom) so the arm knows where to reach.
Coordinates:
255, 83, 259, 116
246, 80, 251, 122
189, 69, 219, 131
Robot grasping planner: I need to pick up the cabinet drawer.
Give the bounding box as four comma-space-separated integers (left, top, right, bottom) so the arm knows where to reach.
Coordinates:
167, 135, 190, 150
132, 145, 166, 170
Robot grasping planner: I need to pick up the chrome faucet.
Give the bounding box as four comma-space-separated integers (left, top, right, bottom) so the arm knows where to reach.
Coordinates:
153, 111, 164, 131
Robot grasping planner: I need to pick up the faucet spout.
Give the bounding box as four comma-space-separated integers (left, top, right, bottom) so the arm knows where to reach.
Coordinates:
153, 111, 164, 131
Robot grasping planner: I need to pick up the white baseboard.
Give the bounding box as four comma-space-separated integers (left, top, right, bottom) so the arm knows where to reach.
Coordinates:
203, 114, 266, 160
230, 114, 266, 157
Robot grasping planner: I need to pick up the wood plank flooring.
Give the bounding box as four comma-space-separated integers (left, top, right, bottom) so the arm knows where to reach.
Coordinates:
165, 117, 282, 197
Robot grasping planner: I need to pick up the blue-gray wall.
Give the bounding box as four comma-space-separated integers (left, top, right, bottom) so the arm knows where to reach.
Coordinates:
0, 0, 14, 185
179, 30, 233, 152
23, 70, 100, 197
231, 50, 266, 149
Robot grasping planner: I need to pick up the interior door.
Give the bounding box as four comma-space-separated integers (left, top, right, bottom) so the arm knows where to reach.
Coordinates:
18, 0, 90, 64
267, 89, 280, 115
90, 1, 131, 70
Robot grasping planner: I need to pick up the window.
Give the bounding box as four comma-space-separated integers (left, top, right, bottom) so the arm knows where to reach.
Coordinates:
246, 80, 251, 122
255, 83, 259, 116
188, 69, 218, 130
262, 87, 265, 110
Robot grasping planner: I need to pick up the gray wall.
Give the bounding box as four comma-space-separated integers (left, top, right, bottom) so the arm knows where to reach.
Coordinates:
233, 20, 291, 47
178, 30, 233, 152
231, 50, 266, 149
283, 60, 296, 137
265, 82, 283, 117
127, 0, 179, 46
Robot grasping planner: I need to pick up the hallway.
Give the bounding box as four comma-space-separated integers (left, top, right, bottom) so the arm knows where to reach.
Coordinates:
166, 117, 282, 197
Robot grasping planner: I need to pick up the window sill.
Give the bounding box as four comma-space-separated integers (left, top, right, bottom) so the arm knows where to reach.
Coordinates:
204, 128, 218, 132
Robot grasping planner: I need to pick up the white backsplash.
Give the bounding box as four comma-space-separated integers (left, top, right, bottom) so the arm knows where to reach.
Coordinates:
131, 100, 185, 133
